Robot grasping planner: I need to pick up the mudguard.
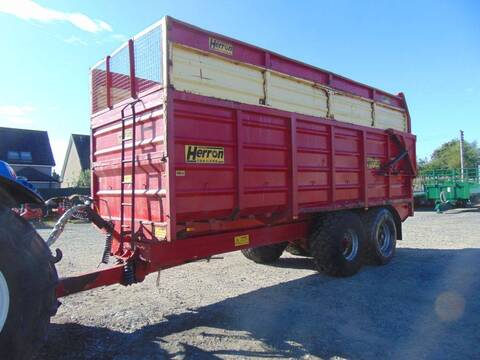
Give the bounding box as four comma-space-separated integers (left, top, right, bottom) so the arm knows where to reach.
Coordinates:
0, 161, 44, 207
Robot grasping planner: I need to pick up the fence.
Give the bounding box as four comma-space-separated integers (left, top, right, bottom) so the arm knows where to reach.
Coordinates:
420, 168, 480, 185
38, 187, 90, 200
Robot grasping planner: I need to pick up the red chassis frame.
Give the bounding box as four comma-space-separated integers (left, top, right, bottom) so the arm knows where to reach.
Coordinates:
56, 202, 411, 298
56, 221, 307, 297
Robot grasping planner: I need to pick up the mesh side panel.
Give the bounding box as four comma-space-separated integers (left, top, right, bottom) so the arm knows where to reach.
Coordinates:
134, 25, 162, 94
110, 45, 131, 105
91, 23, 163, 111
91, 61, 107, 113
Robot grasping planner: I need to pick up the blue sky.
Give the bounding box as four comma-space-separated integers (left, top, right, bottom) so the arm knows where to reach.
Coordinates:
0, 0, 478, 170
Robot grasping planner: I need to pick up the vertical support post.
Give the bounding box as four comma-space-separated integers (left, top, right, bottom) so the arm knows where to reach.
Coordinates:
90, 129, 97, 200
130, 103, 137, 243
128, 39, 137, 99
166, 91, 176, 241
236, 109, 244, 214
328, 73, 333, 86
362, 130, 368, 209
399, 92, 411, 133
119, 106, 127, 249
330, 125, 336, 207
290, 114, 298, 219
106, 56, 112, 108
264, 52, 271, 68
460, 130, 465, 181
386, 133, 391, 199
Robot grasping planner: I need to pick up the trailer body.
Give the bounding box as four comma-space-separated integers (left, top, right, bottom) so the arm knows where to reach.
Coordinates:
75, 17, 416, 292
419, 168, 480, 205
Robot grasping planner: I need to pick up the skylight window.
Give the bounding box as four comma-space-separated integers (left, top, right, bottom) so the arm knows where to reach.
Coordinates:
7, 151, 32, 163
20, 152, 32, 162
7, 151, 20, 160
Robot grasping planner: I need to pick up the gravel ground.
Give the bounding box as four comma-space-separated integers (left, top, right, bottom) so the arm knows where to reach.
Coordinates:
35, 207, 480, 360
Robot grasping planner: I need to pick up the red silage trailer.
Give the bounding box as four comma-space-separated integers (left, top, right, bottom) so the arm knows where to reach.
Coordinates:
85, 16, 416, 286
0, 17, 416, 359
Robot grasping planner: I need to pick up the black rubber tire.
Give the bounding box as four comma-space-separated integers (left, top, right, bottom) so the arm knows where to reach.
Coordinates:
241, 242, 287, 264
285, 243, 310, 257
362, 207, 397, 265
0, 206, 59, 360
309, 211, 366, 277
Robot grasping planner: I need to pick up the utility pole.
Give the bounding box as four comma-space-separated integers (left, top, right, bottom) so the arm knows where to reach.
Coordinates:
460, 130, 465, 181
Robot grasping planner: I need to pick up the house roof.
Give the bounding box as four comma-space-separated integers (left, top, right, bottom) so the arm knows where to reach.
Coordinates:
61, 134, 91, 179
0, 127, 55, 166
71, 134, 90, 170
16, 167, 59, 183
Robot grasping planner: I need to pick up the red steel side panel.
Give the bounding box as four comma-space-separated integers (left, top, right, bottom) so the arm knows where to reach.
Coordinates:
92, 89, 168, 254
171, 90, 415, 238
91, 86, 415, 256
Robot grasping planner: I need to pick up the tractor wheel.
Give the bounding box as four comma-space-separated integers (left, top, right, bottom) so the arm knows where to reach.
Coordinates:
363, 207, 397, 265
0, 206, 59, 360
241, 242, 287, 264
310, 211, 366, 277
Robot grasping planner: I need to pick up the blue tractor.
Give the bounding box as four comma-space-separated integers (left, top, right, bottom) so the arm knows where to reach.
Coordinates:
0, 161, 59, 360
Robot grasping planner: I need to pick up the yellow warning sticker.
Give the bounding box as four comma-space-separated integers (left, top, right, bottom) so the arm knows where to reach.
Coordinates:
154, 226, 166, 239
367, 158, 381, 169
185, 145, 225, 164
123, 174, 132, 183
234, 234, 250, 247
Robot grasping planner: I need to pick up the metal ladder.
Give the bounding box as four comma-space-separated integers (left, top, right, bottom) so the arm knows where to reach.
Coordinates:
119, 100, 141, 247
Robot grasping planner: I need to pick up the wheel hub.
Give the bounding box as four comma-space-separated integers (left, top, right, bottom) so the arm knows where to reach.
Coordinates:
377, 219, 393, 257
0, 271, 9, 332
341, 229, 359, 262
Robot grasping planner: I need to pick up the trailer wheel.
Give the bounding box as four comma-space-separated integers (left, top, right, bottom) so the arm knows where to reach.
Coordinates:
363, 208, 397, 265
0, 206, 58, 360
241, 242, 287, 264
310, 212, 365, 277
285, 243, 310, 257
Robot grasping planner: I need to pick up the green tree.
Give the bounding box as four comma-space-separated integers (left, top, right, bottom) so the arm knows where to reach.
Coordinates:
76, 170, 91, 188
417, 157, 430, 171
51, 171, 60, 181
420, 139, 480, 172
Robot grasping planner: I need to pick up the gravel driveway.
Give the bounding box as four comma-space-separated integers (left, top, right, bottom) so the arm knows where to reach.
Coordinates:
35, 207, 480, 359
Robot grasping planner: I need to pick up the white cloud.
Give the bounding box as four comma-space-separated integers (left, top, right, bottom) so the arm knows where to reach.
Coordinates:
3, 117, 33, 125
0, 0, 112, 33
0, 105, 36, 127
0, 105, 35, 117
111, 33, 128, 42
64, 35, 87, 46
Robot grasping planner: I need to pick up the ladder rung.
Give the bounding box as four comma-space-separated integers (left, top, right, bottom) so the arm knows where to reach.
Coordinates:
121, 203, 133, 206
121, 225, 130, 228
122, 159, 133, 163
122, 138, 132, 142
121, 181, 132, 184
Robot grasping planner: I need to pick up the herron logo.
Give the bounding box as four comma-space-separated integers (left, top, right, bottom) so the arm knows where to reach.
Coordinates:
208, 37, 233, 56
185, 145, 225, 164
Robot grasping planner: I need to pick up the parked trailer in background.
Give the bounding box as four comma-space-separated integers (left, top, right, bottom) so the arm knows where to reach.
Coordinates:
0, 17, 416, 359
416, 168, 480, 208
